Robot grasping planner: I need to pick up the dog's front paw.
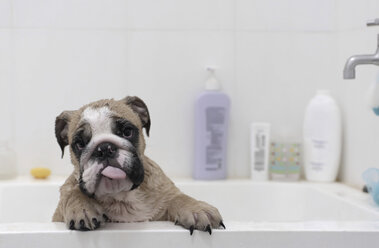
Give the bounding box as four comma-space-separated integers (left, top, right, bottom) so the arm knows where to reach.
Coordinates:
174, 200, 225, 235
64, 200, 106, 231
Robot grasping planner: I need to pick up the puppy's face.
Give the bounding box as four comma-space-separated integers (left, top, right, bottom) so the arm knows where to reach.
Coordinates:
55, 96, 151, 198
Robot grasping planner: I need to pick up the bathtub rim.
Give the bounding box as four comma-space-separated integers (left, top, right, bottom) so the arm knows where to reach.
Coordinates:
1, 177, 379, 233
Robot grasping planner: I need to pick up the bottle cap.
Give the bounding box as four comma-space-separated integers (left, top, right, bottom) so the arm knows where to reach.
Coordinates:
205, 67, 220, 90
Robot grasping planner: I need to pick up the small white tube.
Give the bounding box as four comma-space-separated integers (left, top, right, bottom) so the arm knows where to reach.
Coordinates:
250, 123, 271, 181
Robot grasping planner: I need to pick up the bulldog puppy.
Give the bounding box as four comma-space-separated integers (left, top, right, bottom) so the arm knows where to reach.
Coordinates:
52, 96, 224, 234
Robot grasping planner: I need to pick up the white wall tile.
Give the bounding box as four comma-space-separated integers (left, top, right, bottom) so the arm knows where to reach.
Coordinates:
125, 31, 234, 178
3, 0, 378, 187
289, 0, 336, 31
0, 0, 12, 27
335, 1, 379, 188
339, 72, 379, 188
236, 0, 290, 31
336, 0, 369, 30
13, 0, 234, 30
236, 0, 336, 31
125, 0, 234, 30
0, 30, 13, 143
12, 29, 129, 175
337, 30, 379, 187
234, 32, 339, 178
12, 0, 128, 28
367, 0, 379, 20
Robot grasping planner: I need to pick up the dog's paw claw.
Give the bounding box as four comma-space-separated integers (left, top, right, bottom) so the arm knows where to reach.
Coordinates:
103, 214, 110, 222
64, 202, 104, 231
205, 224, 212, 235
92, 218, 100, 229
173, 200, 223, 234
69, 220, 75, 230
79, 219, 90, 231
220, 221, 226, 229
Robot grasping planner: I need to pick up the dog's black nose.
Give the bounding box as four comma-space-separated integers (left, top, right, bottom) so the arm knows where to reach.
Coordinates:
93, 142, 118, 159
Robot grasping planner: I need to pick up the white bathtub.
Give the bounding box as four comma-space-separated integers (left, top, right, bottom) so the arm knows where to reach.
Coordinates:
1, 177, 379, 248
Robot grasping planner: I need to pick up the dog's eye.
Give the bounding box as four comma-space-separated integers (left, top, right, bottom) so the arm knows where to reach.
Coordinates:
122, 127, 133, 138
75, 140, 85, 150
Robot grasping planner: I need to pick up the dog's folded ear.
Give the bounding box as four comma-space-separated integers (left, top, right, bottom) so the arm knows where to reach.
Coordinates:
123, 96, 151, 136
55, 110, 75, 158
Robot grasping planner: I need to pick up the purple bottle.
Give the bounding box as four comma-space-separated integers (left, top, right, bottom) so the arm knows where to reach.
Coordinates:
194, 69, 230, 180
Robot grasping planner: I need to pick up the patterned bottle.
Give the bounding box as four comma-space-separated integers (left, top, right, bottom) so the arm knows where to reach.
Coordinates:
193, 68, 230, 180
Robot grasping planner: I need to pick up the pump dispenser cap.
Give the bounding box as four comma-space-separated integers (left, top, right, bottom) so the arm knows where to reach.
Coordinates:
205, 67, 220, 90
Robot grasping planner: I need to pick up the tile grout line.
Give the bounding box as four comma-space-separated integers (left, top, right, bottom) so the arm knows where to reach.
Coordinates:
8, 0, 16, 148
0, 26, 343, 34
230, 0, 237, 178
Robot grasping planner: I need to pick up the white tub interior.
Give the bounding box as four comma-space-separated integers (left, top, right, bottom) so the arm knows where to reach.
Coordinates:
1, 178, 379, 224
2, 178, 379, 248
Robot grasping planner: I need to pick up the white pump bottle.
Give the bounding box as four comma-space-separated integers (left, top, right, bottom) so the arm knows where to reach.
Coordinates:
303, 90, 342, 182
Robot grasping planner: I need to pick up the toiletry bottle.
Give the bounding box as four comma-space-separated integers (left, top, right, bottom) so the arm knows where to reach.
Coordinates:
194, 68, 230, 180
250, 123, 271, 181
0, 141, 17, 179
303, 90, 342, 182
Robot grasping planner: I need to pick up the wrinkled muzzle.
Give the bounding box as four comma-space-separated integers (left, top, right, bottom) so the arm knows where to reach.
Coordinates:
78, 134, 144, 198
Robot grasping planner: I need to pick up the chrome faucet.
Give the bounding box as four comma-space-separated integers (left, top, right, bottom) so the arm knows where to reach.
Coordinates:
343, 19, 379, 79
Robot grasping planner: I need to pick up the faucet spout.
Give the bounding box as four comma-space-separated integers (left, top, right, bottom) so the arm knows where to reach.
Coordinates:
343, 52, 379, 79
343, 34, 379, 79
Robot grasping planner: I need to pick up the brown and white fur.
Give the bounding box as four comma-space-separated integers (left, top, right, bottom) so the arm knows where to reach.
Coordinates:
52, 96, 224, 234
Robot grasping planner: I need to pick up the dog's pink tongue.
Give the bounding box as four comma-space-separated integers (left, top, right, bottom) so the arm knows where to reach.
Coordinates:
101, 167, 126, 179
